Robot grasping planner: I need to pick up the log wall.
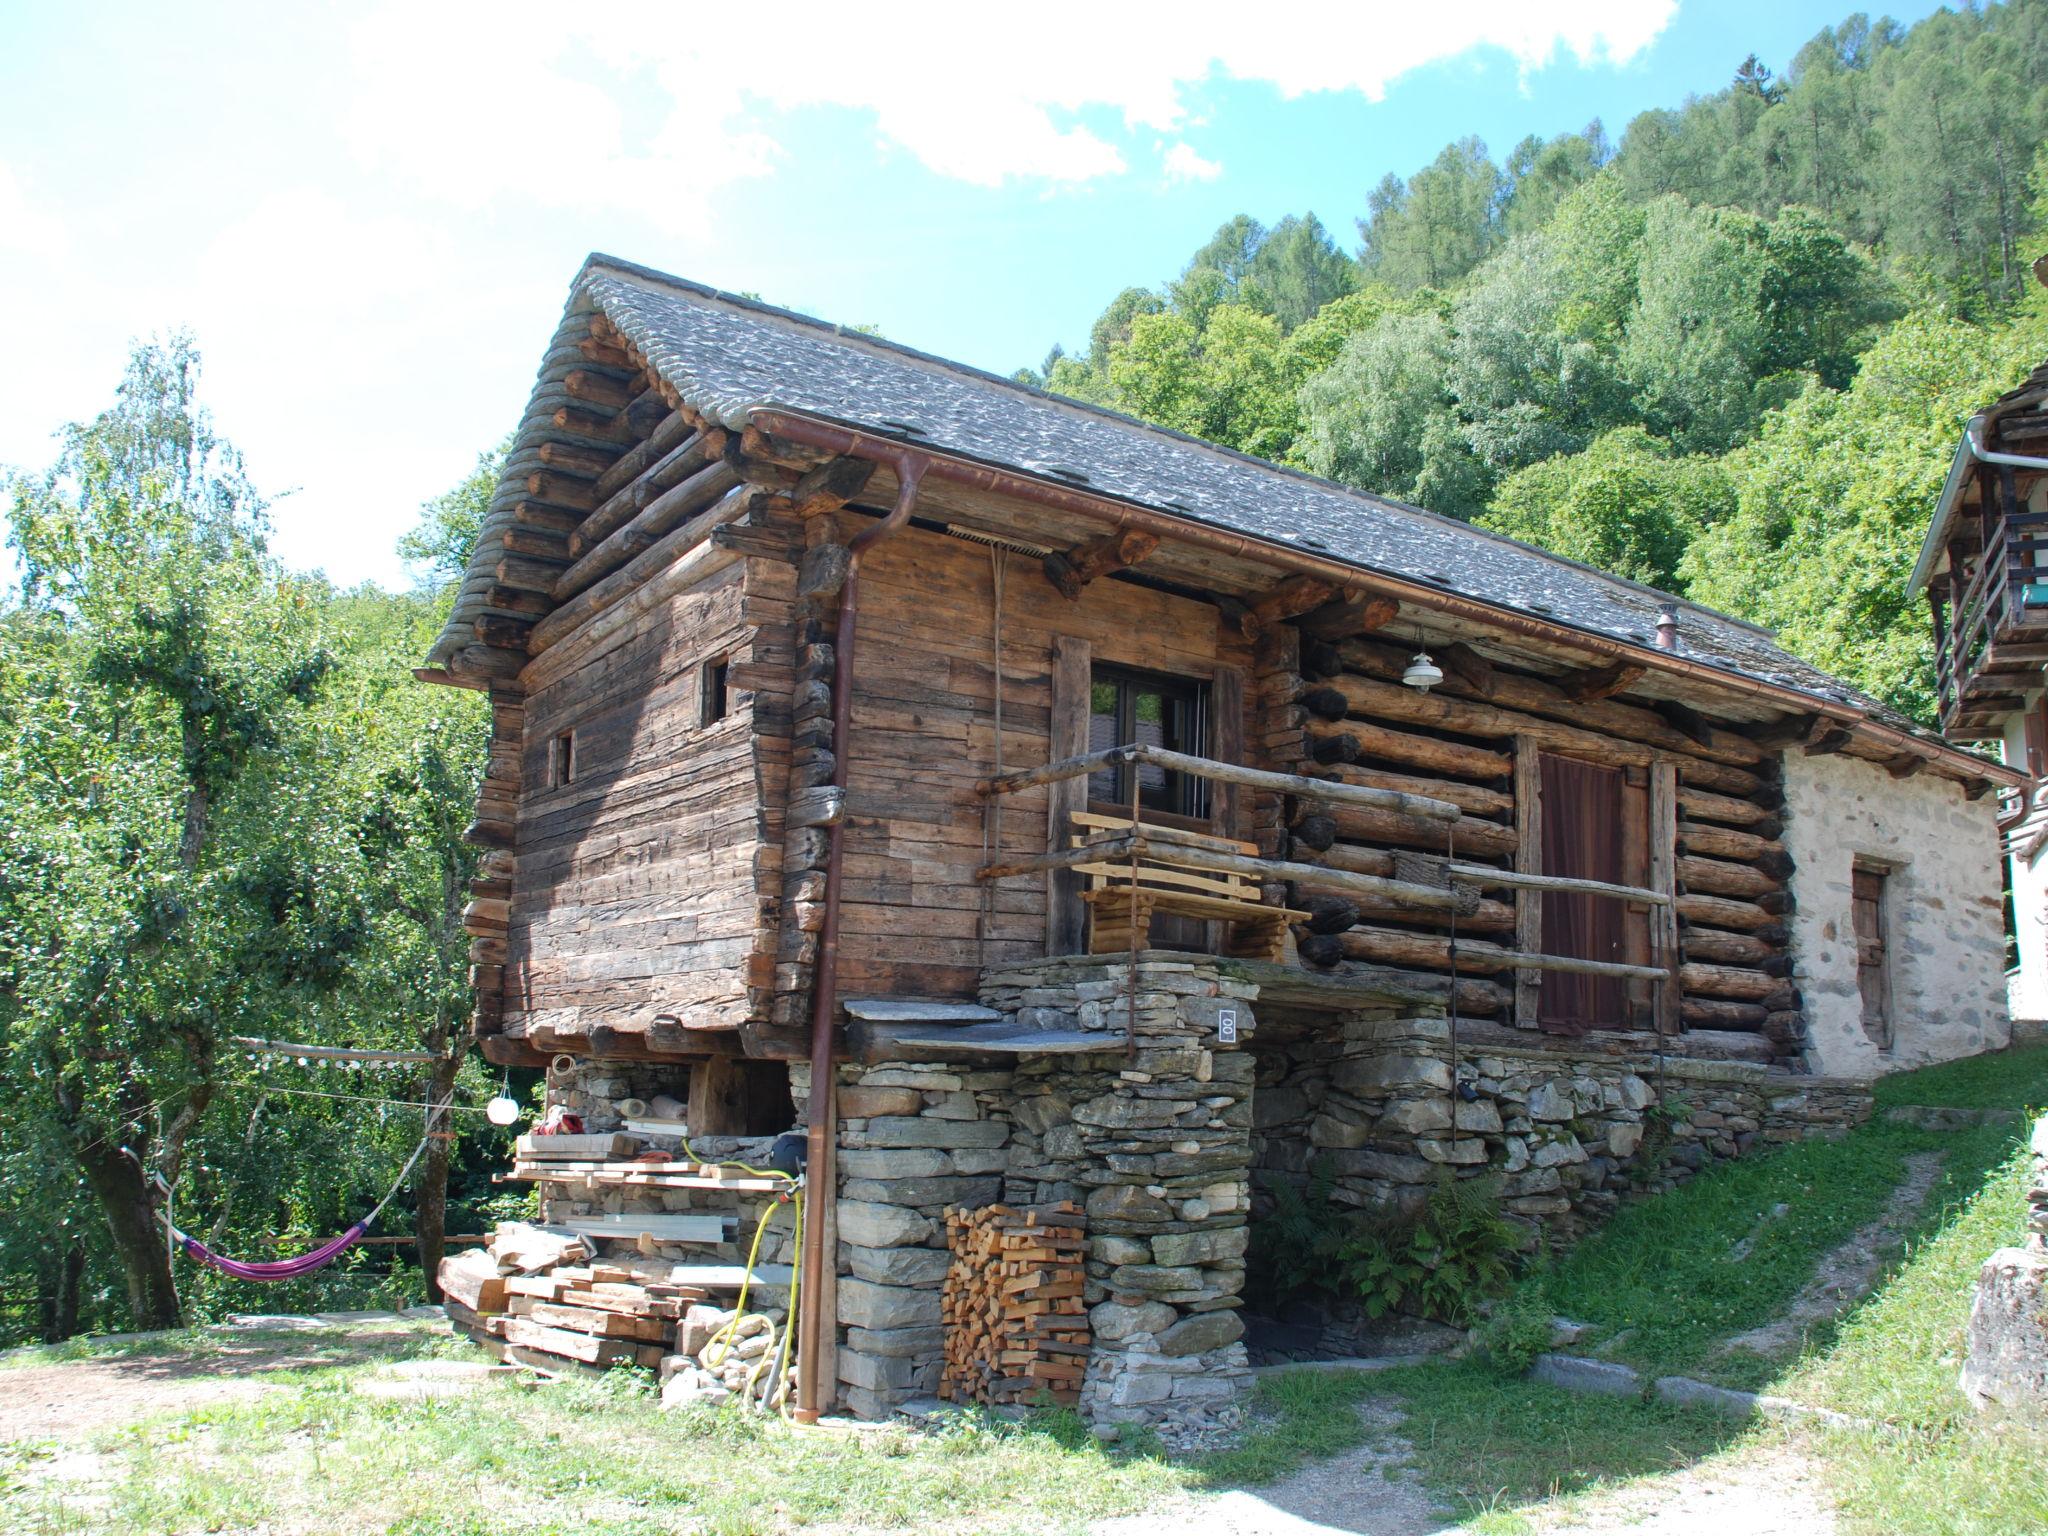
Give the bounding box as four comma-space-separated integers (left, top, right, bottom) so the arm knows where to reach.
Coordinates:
503, 556, 770, 1042
828, 517, 1254, 1003
1282, 635, 1803, 1062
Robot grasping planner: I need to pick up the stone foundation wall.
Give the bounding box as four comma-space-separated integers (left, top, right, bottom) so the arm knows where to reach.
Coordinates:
790, 1058, 1016, 1421
982, 956, 1261, 1436
1251, 1014, 1873, 1245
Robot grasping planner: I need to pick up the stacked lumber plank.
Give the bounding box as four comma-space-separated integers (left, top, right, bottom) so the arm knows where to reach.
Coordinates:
437, 1221, 702, 1374
939, 1202, 1090, 1406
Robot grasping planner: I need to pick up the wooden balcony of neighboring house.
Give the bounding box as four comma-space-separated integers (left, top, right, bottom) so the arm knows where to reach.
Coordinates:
1932, 507, 2048, 740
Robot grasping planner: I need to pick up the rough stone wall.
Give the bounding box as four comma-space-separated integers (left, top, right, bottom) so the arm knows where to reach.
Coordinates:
790, 1058, 1016, 1421
983, 956, 1258, 1436
1781, 749, 2010, 1075
1960, 1115, 2048, 1410
1250, 1016, 1872, 1246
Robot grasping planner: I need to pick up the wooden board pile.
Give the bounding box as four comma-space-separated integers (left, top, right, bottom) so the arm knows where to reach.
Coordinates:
939, 1202, 1089, 1406
437, 1221, 706, 1375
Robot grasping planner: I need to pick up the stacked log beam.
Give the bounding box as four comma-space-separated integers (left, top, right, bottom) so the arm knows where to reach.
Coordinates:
1281, 627, 1802, 1058
939, 1203, 1089, 1407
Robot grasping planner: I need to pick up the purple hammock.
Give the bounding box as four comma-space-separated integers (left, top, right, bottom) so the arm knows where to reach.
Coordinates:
177, 1222, 371, 1283
162, 1104, 441, 1283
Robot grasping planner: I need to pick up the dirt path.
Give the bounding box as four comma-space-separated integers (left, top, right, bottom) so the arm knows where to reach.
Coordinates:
1509, 1444, 1836, 1535
1721, 1149, 1945, 1363
1094, 1401, 1450, 1536
0, 1321, 432, 1445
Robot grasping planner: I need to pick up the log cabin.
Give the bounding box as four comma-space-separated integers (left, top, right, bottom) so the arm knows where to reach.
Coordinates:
1909, 335, 2048, 1027
420, 254, 2022, 1427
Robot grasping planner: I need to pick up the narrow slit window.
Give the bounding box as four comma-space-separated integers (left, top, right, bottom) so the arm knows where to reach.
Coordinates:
701, 655, 731, 726
552, 730, 575, 787
1852, 861, 1893, 1050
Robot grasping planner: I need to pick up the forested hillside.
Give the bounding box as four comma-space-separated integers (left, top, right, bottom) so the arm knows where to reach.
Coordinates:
1021, 1, 2048, 722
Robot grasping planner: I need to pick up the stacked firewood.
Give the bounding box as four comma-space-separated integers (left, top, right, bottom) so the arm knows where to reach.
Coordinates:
939, 1202, 1089, 1406
437, 1222, 703, 1374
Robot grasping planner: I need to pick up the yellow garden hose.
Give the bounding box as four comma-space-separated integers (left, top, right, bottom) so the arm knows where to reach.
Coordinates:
698, 1184, 805, 1414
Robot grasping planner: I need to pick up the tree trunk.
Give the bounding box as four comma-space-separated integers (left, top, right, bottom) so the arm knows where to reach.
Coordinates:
36, 1237, 86, 1343
414, 1051, 463, 1303
73, 1136, 182, 1330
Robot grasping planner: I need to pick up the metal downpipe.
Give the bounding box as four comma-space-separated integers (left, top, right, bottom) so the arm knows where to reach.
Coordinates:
794, 446, 925, 1423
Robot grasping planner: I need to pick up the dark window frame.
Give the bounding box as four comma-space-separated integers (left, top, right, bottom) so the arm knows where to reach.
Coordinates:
551, 729, 576, 787
1085, 663, 1212, 823
701, 654, 732, 727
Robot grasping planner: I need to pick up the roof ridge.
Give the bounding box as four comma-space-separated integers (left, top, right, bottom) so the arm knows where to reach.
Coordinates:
576, 253, 1779, 641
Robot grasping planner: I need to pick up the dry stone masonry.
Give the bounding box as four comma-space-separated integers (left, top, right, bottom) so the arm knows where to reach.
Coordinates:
1960, 1114, 2048, 1411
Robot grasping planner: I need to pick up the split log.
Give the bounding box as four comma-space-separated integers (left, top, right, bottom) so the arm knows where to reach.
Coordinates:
1557, 662, 1645, 701
1304, 673, 1762, 796
1680, 929, 1778, 966
1677, 822, 1788, 865
942, 1203, 1089, 1408
1308, 762, 1513, 818
1322, 926, 1666, 981
529, 487, 753, 656
1676, 892, 1777, 932
1303, 717, 1512, 781
1676, 786, 1777, 829
574, 428, 714, 553
1333, 638, 1764, 767
1680, 962, 1781, 1002
1682, 997, 1770, 1030
787, 455, 877, 517
1321, 803, 1520, 859
556, 459, 741, 599
1677, 856, 1782, 901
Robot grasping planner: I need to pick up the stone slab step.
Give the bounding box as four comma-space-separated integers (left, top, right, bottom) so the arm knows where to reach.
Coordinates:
858, 1021, 1119, 1056
843, 998, 1005, 1024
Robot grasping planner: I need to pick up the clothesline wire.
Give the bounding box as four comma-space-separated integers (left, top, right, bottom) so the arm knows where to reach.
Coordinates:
222, 1082, 495, 1115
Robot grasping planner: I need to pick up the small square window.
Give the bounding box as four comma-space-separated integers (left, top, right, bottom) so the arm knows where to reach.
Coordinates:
701, 656, 731, 726
551, 730, 575, 787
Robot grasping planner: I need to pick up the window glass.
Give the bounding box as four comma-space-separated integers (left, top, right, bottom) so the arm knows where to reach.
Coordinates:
1086, 666, 1210, 817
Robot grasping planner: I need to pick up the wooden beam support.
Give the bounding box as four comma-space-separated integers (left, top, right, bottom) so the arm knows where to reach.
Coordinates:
1884, 753, 1927, 779
1435, 642, 1494, 693
1297, 593, 1400, 641
1041, 527, 1159, 601
786, 455, 878, 518
1559, 662, 1645, 702
1803, 727, 1855, 756
1251, 573, 1337, 625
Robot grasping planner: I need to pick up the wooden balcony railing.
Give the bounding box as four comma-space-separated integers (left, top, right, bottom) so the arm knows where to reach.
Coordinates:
973, 744, 1672, 1004
1934, 508, 2048, 732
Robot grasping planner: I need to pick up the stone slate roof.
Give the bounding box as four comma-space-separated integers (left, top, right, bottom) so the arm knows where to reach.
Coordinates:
431, 254, 1931, 740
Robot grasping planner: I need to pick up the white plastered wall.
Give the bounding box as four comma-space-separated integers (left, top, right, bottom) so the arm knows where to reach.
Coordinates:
2000, 707, 2048, 1024
1781, 750, 2011, 1076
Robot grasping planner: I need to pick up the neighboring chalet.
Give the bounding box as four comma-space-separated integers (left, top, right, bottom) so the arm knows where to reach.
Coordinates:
420, 255, 2020, 1428
1910, 339, 2048, 1024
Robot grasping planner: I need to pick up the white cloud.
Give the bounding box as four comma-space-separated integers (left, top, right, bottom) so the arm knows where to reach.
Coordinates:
0, 161, 67, 256
1163, 143, 1224, 184
343, 0, 1675, 214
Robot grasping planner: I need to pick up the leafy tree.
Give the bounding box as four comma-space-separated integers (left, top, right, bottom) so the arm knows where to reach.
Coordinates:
1501, 123, 1610, 237
1359, 138, 1504, 292
399, 441, 505, 589
2, 337, 346, 1326
1297, 311, 1454, 500
1481, 427, 1735, 590
1683, 307, 2048, 719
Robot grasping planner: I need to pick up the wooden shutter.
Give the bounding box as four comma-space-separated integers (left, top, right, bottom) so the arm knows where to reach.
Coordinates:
1852, 864, 1892, 1049
2027, 696, 2048, 777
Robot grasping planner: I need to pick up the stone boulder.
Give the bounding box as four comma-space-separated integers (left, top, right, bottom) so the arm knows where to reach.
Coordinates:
1960, 1246, 2048, 1409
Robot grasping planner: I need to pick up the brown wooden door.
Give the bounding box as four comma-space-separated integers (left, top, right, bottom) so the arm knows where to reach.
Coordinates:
1852, 864, 1891, 1049
1538, 753, 1629, 1033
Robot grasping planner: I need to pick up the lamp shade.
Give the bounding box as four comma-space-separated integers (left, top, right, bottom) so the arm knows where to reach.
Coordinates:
1401, 651, 1444, 692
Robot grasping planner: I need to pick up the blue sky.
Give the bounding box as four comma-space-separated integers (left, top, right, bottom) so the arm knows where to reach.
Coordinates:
0, 0, 1948, 590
